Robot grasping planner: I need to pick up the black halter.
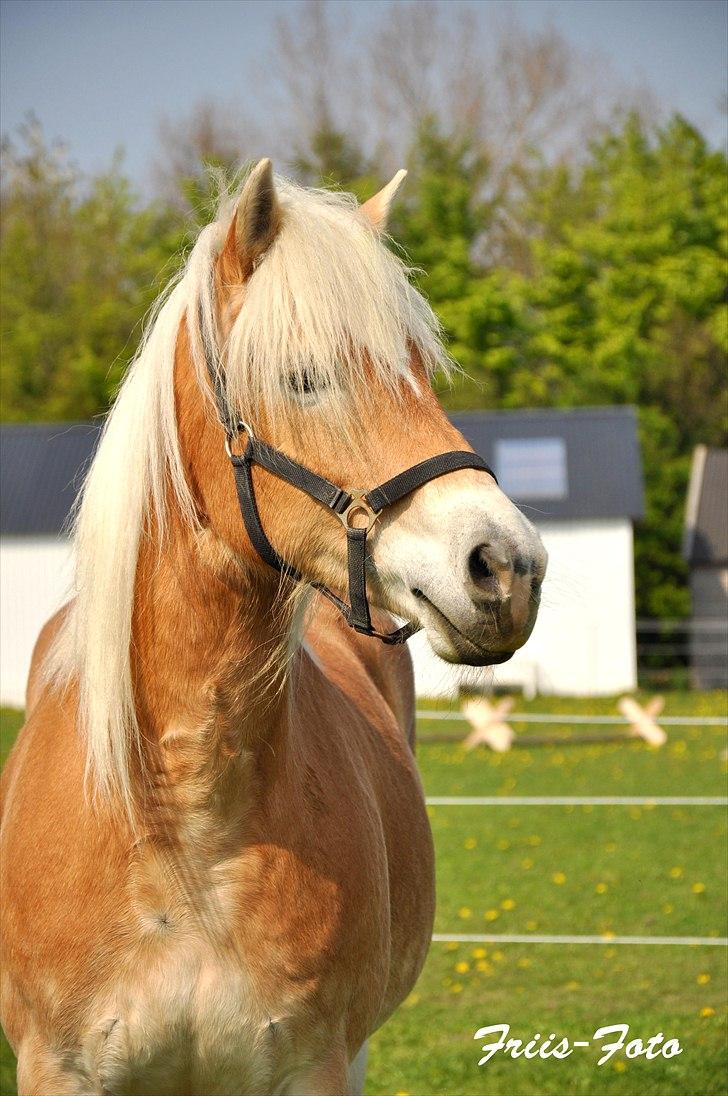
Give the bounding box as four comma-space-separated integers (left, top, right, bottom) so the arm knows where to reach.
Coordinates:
205, 325, 497, 645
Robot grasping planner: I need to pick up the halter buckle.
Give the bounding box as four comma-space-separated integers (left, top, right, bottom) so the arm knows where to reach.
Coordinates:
337, 491, 379, 533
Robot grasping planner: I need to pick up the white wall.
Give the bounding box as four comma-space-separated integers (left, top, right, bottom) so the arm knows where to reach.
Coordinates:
0, 537, 73, 707
410, 518, 637, 698
0, 520, 637, 708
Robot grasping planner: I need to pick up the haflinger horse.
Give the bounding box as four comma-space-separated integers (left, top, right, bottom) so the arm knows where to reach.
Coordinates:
1, 160, 546, 1095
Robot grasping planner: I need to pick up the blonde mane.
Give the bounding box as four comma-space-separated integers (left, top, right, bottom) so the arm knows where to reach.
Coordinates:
49, 170, 450, 811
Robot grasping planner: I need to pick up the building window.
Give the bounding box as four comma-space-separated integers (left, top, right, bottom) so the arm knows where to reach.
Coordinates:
495, 437, 568, 499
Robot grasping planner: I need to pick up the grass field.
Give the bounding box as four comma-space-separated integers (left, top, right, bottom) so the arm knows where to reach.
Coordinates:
1, 693, 726, 1095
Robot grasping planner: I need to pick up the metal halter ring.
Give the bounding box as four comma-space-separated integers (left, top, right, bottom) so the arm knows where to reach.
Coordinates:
224, 421, 255, 458
336, 490, 379, 533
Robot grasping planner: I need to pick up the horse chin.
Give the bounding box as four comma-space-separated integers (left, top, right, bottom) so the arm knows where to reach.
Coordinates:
427, 626, 515, 668
412, 591, 515, 668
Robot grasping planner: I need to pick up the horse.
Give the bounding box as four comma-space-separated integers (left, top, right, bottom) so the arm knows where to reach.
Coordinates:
0, 160, 546, 1095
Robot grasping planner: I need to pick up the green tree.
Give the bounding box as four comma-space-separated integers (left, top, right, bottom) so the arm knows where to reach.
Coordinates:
389, 118, 528, 409
518, 115, 727, 616
1, 120, 181, 421
291, 123, 380, 203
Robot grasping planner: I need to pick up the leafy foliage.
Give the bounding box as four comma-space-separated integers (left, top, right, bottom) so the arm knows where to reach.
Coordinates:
0, 120, 181, 421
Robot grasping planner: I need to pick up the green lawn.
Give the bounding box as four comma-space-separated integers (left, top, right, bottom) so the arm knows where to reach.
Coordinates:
1, 695, 726, 1095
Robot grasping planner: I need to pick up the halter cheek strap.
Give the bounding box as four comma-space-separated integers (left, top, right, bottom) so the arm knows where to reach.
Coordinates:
226, 424, 497, 645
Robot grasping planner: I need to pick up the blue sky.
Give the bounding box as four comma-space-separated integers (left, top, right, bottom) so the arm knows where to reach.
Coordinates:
1, 0, 726, 185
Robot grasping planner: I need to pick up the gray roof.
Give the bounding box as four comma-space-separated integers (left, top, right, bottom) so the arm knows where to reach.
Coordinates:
683, 446, 728, 566
1, 422, 101, 535
0, 406, 644, 535
451, 406, 644, 521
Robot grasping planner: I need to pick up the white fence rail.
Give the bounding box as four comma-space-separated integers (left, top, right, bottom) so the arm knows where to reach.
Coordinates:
432, 933, 728, 947
417, 709, 728, 727
425, 796, 728, 806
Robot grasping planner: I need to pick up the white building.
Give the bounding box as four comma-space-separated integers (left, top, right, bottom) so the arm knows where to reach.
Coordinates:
0, 423, 94, 707
0, 409, 644, 707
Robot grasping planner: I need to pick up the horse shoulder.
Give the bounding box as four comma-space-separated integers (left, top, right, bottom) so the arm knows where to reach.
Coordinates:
24, 605, 67, 717
1, 685, 131, 1053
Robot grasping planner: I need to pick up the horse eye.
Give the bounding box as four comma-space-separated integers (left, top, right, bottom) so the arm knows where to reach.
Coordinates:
288, 370, 325, 398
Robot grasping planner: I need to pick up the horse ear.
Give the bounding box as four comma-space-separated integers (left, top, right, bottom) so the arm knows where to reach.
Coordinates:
360, 169, 407, 230
222, 158, 282, 279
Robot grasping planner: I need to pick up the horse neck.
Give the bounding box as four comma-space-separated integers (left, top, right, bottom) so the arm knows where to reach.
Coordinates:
129, 326, 296, 818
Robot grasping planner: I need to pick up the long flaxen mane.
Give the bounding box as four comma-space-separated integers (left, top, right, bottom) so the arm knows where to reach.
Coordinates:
49, 169, 450, 813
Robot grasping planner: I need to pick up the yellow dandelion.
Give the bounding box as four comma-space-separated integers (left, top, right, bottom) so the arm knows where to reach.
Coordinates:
526, 920, 539, 931
455, 961, 470, 974
566, 980, 580, 991
501, 898, 516, 910
595, 883, 608, 894
497, 839, 511, 851
605, 841, 617, 852
446, 941, 459, 951
484, 909, 499, 922
395, 1091, 410, 1096
476, 960, 493, 974
669, 866, 683, 879
492, 950, 505, 963
692, 882, 706, 894
613, 1060, 627, 1073
663, 903, 674, 914
463, 837, 477, 850
527, 834, 542, 846
450, 982, 464, 994
521, 858, 534, 870
697, 973, 711, 985
602, 930, 616, 941
458, 906, 473, 920
552, 871, 567, 885
517, 957, 532, 969
472, 947, 487, 959
700, 1006, 715, 1018
404, 992, 420, 1008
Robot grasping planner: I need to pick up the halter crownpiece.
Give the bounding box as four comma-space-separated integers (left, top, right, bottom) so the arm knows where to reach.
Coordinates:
202, 309, 498, 645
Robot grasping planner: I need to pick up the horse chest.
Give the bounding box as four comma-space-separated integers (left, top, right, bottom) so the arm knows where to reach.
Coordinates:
86, 850, 334, 1095
89, 943, 256, 1092
86, 917, 316, 1096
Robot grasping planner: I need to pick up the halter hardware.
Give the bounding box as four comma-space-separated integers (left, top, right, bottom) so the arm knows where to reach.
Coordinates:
203, 311, 497, 646
336, 491, 380, 533
224, 420, 254, 457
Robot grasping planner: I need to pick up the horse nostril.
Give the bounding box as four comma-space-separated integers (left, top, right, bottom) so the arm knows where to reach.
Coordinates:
468, 545, 496, 591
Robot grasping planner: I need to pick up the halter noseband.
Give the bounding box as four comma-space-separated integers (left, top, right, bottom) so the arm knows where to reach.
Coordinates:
204, 318, 497, 645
